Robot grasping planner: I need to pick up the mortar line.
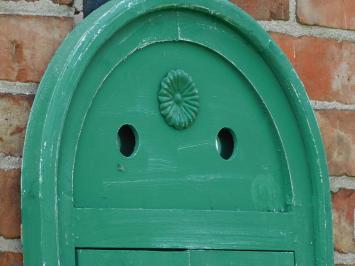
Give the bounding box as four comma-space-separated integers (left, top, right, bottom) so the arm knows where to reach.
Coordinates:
0, 0, 75, 17
334, 251, 355, 264
0, 81, 37, 95
259, 20, 355, 42
0, 154, 22, 171
73, 0, 84, 24
289, 0, 297, 22
330, 176, 355, 192
0, 237, 22, 253
311, 100, 355, 111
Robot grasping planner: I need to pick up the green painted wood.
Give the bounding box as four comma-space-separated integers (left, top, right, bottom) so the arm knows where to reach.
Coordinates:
190, 250, 294, 266
74, 209, 299, 249
21, 0, 333, 265
76, 250, 294, 266
77, 250, 189, 265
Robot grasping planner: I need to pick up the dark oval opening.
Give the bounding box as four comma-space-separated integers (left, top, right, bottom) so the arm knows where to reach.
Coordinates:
216, 128, 236, 160
117, 124, 137, 157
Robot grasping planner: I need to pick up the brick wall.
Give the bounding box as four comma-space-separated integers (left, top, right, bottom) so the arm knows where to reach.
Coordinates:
0, 0, 77, 264
0, 0, 354, 265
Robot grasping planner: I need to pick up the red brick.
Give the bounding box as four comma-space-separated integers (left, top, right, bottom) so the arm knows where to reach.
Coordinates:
271, 33, 355, 105
52, 0, 73, 5
0, 253, 22, 266
0, 15, 74, 83
0, 169, 21, 239
316, 110, 355, 177
297, 0, 355, 30
0, 94, 33, 157
332, 189, 355, 253
230, 0, 289, 20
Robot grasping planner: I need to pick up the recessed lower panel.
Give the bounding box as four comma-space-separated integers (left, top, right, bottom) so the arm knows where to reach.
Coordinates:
76, 250, 294, 266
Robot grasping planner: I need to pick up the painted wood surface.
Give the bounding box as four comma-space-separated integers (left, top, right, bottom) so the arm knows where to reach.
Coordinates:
21, 0, 333, 265
77, 250, 294, 266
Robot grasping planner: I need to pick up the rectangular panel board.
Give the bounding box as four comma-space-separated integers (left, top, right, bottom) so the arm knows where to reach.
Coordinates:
76, 249, 294, 266
76, 250, 189, 266
190, 250, 295, 266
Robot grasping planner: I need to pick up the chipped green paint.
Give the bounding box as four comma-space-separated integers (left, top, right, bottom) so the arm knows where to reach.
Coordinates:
159, 69, 199, 130
21, 0, 333, 265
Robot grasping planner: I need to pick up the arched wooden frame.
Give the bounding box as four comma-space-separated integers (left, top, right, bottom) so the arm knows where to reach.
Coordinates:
22, 0, 333, 265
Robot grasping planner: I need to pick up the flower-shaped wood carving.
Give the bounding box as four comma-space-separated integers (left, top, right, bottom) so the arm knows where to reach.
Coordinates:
158, 70, 200, 130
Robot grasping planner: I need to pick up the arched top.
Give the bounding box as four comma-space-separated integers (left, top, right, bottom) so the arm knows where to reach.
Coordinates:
22, 1, 333, 265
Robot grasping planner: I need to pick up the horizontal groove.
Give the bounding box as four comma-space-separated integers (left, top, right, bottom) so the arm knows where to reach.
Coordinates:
0, 237, 22, 253
0, 0, 75, 17
0, 154, 22, 170
334, 251, 355, 264
311, 100, 355, 111
259, 20, 355, 42
330, 176, 355, 192
0, 80, 37, 95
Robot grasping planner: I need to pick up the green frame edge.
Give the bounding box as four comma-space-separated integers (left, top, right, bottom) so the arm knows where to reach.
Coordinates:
21, 0, 333, 265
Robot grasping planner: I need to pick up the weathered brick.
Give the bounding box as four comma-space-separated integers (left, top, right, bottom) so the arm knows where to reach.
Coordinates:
0, 169, 21, 239
0, 253, 22, 266
271, 33, 355, 105
297, 0, 355, 30
316, 110, 355, 177
332, 189, 355, 253
230, 0, 289, 20
0, 15, 74, 83
0, 94, 33, 157
52, 0, 73, 5
0, 94, 33, 156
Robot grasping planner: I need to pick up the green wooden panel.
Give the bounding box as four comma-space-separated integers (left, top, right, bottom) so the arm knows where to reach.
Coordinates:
21, 0, 333, 265
73, 209, 300, 250
76, 250, 294, 266
190, 250, 294, 266
76, 250, 189, 266
73, 39, 289, 212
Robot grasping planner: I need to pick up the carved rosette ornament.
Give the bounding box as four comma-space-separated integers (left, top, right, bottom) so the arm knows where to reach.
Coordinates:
158, 69, 200, 130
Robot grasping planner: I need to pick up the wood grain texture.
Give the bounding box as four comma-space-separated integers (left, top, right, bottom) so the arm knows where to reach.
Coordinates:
21, 0, 333, 265
76, 249, 294, 266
